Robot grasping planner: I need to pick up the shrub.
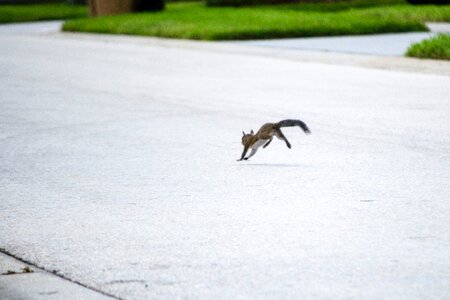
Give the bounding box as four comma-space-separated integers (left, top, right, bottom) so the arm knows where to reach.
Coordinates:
205, 0, 403, 7
406, 0, 450, 4
206, 0, 300, 7
67, 0, 86, 4
0, 0, 61, 3
134, 0, 164, 11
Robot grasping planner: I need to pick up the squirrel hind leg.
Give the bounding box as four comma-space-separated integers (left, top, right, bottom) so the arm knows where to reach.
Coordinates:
275, 129, 291, 148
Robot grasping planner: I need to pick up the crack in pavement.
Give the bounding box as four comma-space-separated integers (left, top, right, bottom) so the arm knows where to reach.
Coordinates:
0, 248, 120, 300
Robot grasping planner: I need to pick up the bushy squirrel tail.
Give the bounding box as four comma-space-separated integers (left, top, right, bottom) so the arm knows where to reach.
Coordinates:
276, 119, 311, 134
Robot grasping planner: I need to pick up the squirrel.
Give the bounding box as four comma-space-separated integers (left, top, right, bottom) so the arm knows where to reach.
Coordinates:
238, 119, 311, 161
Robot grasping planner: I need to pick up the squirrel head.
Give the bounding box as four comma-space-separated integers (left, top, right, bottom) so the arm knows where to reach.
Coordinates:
241, 130, 254, 145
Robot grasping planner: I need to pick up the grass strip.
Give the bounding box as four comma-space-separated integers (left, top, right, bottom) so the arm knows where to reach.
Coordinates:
0, 3, 87, 24
406, 34, 450, 60
63, 2, 450, 40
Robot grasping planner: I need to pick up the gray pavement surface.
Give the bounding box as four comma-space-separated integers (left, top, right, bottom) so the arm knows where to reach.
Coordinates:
0, 253, 112, 299
234, 32, 436, 56
1, 22, 450, 299
426, 22, 450, 33
233, 23, 450, 56
0, 20, 62, 35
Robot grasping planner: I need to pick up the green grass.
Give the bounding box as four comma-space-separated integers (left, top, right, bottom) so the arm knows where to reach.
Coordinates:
0, 3, 87, 24
276, 0, 407, 12
62, 1, 450, 40
406, 34, 450, 60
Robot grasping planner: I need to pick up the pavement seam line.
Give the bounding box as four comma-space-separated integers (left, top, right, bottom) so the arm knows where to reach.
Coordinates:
0, 248, 121, 300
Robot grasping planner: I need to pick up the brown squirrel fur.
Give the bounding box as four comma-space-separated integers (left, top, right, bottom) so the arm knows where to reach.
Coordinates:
238, 119, 310, 161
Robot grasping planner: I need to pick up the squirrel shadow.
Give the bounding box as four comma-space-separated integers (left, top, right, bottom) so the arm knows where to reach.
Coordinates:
243, 163, 307, 168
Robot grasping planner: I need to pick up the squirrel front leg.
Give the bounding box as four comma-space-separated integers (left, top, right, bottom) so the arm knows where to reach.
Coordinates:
244, 149, 258, 160
238, 146, 249, 161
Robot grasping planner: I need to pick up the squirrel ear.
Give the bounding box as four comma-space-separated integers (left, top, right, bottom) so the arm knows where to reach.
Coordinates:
250, 130, 254, 135
242, 131, 245, 136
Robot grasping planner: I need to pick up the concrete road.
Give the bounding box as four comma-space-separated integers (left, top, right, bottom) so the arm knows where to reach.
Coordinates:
1, 23, 450, 299
233, 23, 450, 56
0, 253, 111, 299
233, 32, 435, 56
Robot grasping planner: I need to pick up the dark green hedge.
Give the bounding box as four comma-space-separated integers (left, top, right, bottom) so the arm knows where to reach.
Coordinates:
206, 0, 298, 7
407, 0, 450, 3
0, 0, 61, 3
